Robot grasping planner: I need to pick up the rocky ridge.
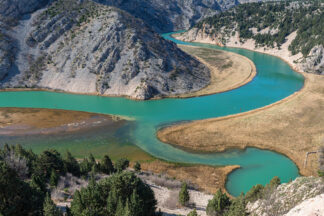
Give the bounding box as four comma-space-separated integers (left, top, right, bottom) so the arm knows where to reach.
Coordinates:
0, 0, 210, 99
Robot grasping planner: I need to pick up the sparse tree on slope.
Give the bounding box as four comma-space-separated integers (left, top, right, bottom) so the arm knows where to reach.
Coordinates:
179, 182, 190, 206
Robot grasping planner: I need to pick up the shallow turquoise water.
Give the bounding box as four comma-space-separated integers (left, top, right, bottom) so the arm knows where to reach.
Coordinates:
0, 32, 304, 196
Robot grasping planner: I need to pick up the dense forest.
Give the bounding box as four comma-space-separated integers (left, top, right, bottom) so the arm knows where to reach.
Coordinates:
195, 0, 324, 57
0, 144, 290, 216
0, 144, 157, 216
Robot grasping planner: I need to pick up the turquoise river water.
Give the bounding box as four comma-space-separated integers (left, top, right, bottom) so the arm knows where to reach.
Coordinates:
0, 32, 304, 196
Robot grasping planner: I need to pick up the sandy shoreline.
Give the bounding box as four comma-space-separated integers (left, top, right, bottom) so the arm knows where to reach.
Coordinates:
167, 45, 256, 98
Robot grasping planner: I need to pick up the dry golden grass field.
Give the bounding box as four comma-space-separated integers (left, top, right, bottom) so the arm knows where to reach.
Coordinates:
158, 73, 324, 177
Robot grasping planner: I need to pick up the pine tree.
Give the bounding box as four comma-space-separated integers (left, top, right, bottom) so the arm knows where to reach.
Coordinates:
133, 161, 141, 172
89, 154, 96, 166
179, 182, 190, 206
100, 155, 114, 175
206, 189, 231, 216
43, 193, 62, 216
80, 158, 91, 176
130, 189, 143, 216
64, 151, 80, 177
187, 209, 199, 216
226, 194, 247, 216
115, 158, 129, 173
70, 190, 84, 215
124, 199, 132, 216
49, 169, 58, 187
107, 189, 117, 214
269, 176, 281, 188
115, 198, 124, 216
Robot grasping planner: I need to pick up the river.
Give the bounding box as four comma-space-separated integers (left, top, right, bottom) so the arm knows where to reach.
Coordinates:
0, 32, 304, 196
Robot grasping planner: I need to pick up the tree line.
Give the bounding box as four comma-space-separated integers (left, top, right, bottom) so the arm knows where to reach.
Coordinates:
0, 144, 154, 216
0, 144, 290, 216
195, 0, 324, 57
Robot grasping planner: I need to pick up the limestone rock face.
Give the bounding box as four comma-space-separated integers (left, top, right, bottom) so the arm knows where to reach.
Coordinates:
246, 177, 324, 216
302, 45, 324, 75
0, 0, 51, 82
0, 31, 13, 80
1, 0, 210, 100
0, 0, 50, 20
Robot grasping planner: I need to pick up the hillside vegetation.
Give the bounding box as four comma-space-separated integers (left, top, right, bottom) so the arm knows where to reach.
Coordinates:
179, 0, 324, 74
196, 1, 324, 56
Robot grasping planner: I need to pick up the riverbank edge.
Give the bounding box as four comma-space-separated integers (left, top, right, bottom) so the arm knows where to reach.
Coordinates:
0, 44, 257, 101
164, 45, 257, 98
157, 35, 308, 176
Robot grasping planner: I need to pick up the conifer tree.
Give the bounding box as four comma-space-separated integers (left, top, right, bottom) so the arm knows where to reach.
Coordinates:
187, 209, 199, 216
179, 182, 190, 206
64, 151, 80, 177
134, 161, 141, 172
43, 193, 62, 216
49, 169, 59, 187
100, 155, 114, 175
206, 189, 231, 216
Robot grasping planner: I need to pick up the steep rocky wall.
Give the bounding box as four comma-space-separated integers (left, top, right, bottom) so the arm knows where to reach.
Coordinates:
1, 0, 210, 100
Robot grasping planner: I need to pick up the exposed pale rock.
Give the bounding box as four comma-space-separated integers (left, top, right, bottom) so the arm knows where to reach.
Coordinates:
247, 177, 324, 216
302, 45, 324, 75
1, 0, 210, 100
96, 0, 238, 33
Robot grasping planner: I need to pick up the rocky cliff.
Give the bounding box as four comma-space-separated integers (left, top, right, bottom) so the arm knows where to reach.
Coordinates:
0, 0, 210, 99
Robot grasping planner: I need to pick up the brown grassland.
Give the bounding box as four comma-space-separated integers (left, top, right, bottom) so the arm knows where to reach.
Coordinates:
0, 107, 112, 129
158, 72, 324, 176
139, 160, 239, 194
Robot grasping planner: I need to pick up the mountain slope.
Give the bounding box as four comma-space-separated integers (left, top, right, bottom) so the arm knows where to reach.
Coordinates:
0, 0, 210, 99
177, 0, 324, 74
96, 0, 239, 33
